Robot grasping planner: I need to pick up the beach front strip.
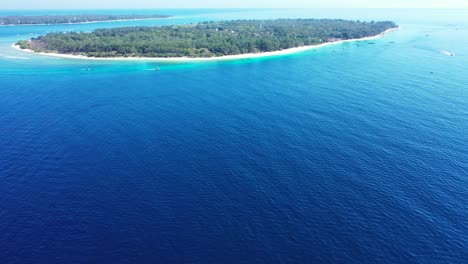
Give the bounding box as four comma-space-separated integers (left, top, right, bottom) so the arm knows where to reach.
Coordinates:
0, 14, 171, 26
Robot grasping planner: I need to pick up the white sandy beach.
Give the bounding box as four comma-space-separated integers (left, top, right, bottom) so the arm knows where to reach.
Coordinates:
12, 27, 398, 62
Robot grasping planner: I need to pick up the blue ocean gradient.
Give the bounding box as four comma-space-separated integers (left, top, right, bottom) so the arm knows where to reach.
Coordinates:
0, 9, 467, 263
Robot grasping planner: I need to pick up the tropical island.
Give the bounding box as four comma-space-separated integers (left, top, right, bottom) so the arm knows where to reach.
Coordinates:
15, 19, 398, 60
0, 14, 170, 25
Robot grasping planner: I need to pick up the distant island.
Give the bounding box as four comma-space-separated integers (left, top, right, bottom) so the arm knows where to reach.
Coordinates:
0, 14, 170, 25
15, 19, 398, 60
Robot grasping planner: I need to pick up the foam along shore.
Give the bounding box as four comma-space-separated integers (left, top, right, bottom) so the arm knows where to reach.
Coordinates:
13, 27, 398, 62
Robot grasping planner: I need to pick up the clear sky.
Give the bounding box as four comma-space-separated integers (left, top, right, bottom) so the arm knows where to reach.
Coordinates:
1, 0, 467, 9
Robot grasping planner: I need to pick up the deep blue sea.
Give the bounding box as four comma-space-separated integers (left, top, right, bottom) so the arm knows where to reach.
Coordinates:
0, 9, 467, 263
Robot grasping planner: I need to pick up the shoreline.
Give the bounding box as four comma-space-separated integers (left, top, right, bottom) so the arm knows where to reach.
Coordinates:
12, 27, 399, 62
0, 17, 172, 27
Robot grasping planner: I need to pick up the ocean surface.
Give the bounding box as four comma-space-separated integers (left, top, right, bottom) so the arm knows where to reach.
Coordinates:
0, 9, 467, 263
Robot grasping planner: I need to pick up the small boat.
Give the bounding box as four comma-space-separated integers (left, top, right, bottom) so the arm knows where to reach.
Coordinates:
441, 51, 455, 56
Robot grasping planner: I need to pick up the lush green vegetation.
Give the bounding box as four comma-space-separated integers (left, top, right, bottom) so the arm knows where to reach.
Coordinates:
1, 14, 170, 25
17, 19, 397, 58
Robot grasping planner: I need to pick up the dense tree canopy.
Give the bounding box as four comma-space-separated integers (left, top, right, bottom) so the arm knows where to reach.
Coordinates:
1, 14, 169, 25
17, 19, 397, 58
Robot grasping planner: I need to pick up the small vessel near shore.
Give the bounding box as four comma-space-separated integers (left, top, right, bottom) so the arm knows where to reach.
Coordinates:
441, 51, 455, 56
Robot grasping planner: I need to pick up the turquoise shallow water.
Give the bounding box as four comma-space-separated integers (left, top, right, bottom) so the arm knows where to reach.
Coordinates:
0, 9, 467, 263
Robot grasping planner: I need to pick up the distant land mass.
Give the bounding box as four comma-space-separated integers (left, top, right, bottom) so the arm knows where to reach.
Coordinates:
16, 19, 397, 58
0, 14, 171, 25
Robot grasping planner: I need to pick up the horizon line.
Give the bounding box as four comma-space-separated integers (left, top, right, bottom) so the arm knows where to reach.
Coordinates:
1, 7, 468, 10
